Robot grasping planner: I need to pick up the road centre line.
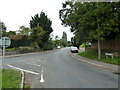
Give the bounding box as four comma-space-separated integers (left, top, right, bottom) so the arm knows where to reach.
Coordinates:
7, 64, 39, 75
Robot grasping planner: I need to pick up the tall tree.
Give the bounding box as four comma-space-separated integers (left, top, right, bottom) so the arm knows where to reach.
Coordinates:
59, 1, 119, 59
0, 21, 7, 37
61, 32, 68, 47
30, 11, 53, 43
62, 32, 67, 42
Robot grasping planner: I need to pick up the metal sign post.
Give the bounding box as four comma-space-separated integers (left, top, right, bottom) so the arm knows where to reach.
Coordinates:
0, 37, 11, 63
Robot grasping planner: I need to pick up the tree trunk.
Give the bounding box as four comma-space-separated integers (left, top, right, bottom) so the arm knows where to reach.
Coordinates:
98, 40, 101, 59
97, 22, 101, 60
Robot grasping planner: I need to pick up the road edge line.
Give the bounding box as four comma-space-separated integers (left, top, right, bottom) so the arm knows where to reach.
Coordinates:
20, 71, 24, 90
69, 54, 117, 72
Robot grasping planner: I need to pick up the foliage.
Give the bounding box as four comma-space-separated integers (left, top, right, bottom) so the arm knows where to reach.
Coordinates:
30, 26, 46, 49
61, 32, 68, 47
0, 21, 6, 32
30, 11, 53, 44
42, 42, 54, 50
59, 2, 119, 59
2, 31, 16, 37
80, 43, 86, 47
59, 2, 119, 43
18, 26, 31, 36
53, 32, 68, 47
6, 47, 18, 50
78, 49, 120, 65
9, 35, 30, 48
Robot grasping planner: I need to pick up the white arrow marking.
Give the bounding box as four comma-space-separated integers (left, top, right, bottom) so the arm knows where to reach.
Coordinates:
40, 67, 44, 83
7, 64, 39, 75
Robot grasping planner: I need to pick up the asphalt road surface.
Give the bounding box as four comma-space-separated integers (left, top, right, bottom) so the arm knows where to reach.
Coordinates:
3, 47, 118, 88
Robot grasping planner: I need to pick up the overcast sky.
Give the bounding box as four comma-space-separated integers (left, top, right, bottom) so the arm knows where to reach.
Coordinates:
0, 0, 74, 41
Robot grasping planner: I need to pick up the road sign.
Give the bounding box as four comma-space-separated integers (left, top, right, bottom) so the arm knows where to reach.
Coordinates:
0, 37, 11, 48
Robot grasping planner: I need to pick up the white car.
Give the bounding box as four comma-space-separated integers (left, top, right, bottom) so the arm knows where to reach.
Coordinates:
70, 47, 79, 53
57, 46, 61, 49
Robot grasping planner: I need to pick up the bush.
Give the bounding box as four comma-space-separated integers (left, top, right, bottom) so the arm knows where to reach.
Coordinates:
80, 43, 86, 47
6, 47, 18, 50
19, 48, 29, 53
42, 43, 54, 50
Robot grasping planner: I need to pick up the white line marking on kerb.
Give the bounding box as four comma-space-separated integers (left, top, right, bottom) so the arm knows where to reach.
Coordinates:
7, 64, 39, 75
71, 55, 108, 69
40, 67, 44, 83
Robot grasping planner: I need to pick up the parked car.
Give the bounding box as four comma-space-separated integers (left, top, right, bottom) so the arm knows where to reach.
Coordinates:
70, 47, 79, 53
57, 46, 61, 49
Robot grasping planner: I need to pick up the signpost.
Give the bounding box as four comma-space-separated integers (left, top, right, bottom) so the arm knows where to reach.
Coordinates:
0, 37, 11, 62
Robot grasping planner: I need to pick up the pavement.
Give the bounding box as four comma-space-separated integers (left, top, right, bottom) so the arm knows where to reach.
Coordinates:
2, 47, 119, 88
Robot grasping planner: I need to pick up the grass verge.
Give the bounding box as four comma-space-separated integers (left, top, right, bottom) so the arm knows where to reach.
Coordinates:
2, 69, 21, 88
78, 49, 120, 65
0, 69, 2, 89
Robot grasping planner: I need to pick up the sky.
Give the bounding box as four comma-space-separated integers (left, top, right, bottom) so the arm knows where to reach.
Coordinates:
0, 0, 74, 41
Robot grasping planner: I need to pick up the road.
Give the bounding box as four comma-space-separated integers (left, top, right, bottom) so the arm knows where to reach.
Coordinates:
3, 47, 118, 88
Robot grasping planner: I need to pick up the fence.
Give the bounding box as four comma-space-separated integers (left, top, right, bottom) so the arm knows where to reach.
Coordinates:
91, 40, 120, 51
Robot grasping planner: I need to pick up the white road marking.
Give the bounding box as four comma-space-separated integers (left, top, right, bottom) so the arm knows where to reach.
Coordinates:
7, 64, 39, 75
36, 60, 41, 62
27, 63, 41, 67
71, 55, 108, 69
40, 67, 44, 83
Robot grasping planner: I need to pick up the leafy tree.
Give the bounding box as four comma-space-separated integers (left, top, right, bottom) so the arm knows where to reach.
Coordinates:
61, 32, 68, 47
30, 11, 53, 43
62, 32, 67, 41
0, 21, 6, 32
30, 26, 46, 49
0, 21, 7, 37
55, 35, 59, 40
18, 26, 31, 36
4, 31, 16, 37
59, 2, 119, 59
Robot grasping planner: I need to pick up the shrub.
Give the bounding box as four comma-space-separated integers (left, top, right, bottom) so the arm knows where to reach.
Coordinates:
80, 43, 86, 47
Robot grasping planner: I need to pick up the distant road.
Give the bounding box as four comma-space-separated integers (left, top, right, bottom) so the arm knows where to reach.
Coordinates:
3, 47, 118, 88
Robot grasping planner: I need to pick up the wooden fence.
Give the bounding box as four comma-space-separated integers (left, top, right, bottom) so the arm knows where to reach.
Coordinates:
91, 40, 120, 51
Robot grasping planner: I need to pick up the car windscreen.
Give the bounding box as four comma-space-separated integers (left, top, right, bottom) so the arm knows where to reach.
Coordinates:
71, 47, 78, 49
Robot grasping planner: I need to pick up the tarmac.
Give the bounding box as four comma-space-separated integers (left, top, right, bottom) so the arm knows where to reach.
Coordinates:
0, 50, 120, 73
70, 52, 119, 73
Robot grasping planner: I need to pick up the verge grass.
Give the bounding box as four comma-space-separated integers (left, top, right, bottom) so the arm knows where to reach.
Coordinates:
2, 69, 21, 88
78, 49, 120, 65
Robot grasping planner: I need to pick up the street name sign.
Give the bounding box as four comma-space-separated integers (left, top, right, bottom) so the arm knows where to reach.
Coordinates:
0, 37, 11, 48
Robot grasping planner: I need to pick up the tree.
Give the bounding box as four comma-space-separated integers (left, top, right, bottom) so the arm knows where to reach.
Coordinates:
30, 11, 53, 43
18, 26, 31, 36
4, 31, 16, 37
55, 35, 59, 40
0, 21, 7, 37
61, 32, 68, 47
30, 26, 46, 49
59, 2, 119, 59
0, 21, 6, 32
